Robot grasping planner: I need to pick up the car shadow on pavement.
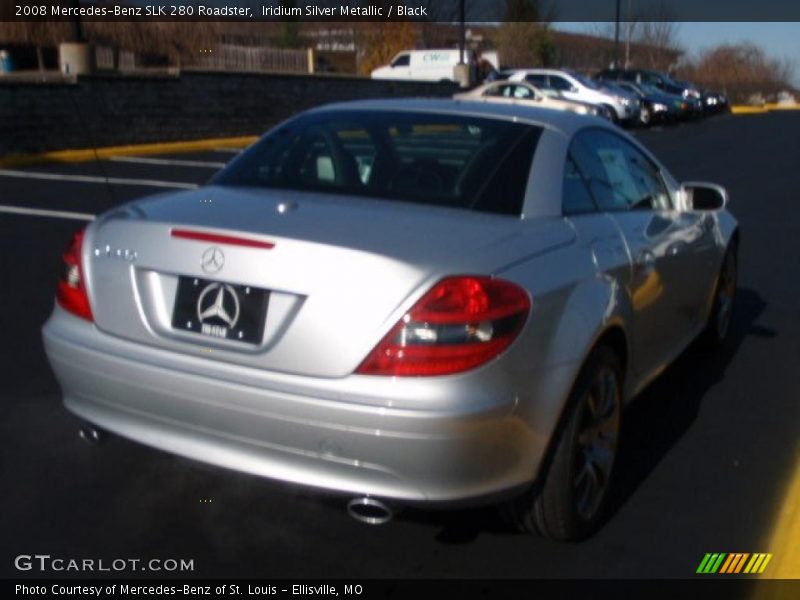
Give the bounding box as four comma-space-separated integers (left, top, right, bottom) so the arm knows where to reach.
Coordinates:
381, 287, 769, 545
603, 287, 769, 523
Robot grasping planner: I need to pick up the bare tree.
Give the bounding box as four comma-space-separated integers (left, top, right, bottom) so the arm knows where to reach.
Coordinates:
678, 42, 797, 102
591, 20, 639, 69
636, 2, 681, 71
416, 1, 459, 49
591, 2, 679, 70
354, 21, 418, 76
622, 0, 640, 68
495, 0, 555, 68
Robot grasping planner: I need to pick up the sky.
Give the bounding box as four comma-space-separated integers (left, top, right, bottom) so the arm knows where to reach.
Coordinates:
557, 22, 800, 85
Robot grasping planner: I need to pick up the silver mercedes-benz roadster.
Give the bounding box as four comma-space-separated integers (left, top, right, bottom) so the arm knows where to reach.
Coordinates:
42, 99, 738, 540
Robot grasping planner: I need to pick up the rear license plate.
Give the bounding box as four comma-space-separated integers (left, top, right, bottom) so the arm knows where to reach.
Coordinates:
171, 277, 269, 344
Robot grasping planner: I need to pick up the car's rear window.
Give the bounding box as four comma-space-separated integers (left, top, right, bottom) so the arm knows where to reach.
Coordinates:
213, 110, 542, 216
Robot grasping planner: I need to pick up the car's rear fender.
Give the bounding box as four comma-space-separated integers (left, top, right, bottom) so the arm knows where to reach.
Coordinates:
493, 241, 634, 482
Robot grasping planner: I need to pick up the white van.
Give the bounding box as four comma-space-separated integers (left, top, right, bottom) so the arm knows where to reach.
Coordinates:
370, 49, 475, 82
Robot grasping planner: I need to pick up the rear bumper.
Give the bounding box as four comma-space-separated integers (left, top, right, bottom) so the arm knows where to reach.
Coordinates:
42, 307, 546, 504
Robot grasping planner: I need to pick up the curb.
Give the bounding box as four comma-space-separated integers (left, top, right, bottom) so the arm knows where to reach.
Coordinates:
2, 106, 798, 166
730, 106, 769, 114
0, 135, 259, 168
731, 104, 800, 114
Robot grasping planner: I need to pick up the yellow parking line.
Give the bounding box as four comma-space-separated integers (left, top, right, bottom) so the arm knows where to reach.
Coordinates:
760, 447, 800, 579
731, 104, 800, 115
764, 103, 800, 111
730, 106, 770, 114
0, 135, 259, 168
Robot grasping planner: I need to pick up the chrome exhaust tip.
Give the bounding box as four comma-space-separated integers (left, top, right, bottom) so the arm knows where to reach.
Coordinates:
347, 497, 393, 525
78, 424, 105, 445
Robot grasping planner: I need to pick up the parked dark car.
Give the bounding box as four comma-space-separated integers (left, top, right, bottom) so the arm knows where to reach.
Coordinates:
600, 81, 669, 125
672, 79, 729, 114
603, 80, 691, 124
597, 69, 708, 118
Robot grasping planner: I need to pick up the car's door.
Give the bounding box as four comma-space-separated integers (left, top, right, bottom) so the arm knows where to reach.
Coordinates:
561, 146, 631, 316
602, 133, 718, 328
524, 73, 559, 98
571, 128, 713, 377
549, 74, 581, 103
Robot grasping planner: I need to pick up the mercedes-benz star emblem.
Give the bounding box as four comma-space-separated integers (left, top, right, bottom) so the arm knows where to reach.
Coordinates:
196, 283, 240, 336
200, 246, 225, 274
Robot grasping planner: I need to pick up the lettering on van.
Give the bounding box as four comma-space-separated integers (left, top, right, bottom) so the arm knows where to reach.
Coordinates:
422, 52, 451, 63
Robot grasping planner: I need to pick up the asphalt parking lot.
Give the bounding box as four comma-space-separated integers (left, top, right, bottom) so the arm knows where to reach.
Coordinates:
1, 112, 799, 580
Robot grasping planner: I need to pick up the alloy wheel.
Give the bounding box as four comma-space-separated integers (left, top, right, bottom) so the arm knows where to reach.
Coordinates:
573, 366, 621, 521
715, 251, 737, 340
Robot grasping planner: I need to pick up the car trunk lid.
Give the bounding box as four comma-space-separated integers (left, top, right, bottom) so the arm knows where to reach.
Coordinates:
84, 186, 572, 378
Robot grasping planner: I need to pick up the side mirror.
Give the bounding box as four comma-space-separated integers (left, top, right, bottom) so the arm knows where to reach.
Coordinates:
681, 182, 728, 211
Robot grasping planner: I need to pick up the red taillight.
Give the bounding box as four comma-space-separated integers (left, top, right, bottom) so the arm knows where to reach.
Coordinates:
56, 227, 93, 321
356, 276, 531, 377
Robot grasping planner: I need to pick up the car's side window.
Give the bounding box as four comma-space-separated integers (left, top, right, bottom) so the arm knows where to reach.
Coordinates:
525, 74, 548, 88
297, 134, 338, 185
549, 76, 573, 91
568, 134, 617, 210
596, 143, 643, 210
483, 85, 505, 97
511, 85, 534, 99
337, 128, 377, 185
562, 154, 598, 215
619, 139, 672, 210
574, 129, 672, 211
391, 54, 410, 68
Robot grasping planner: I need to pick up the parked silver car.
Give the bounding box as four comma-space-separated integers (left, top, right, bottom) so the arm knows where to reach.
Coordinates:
42, 100, 738, 540
454, 80, 609, 119
509, 68, 640, 124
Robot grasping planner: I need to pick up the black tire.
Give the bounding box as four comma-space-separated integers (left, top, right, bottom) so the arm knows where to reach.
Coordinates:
639, 106, 652, 127
699, 242, 738, 348
602, 104, 619, 124
500, 345, 623, 541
